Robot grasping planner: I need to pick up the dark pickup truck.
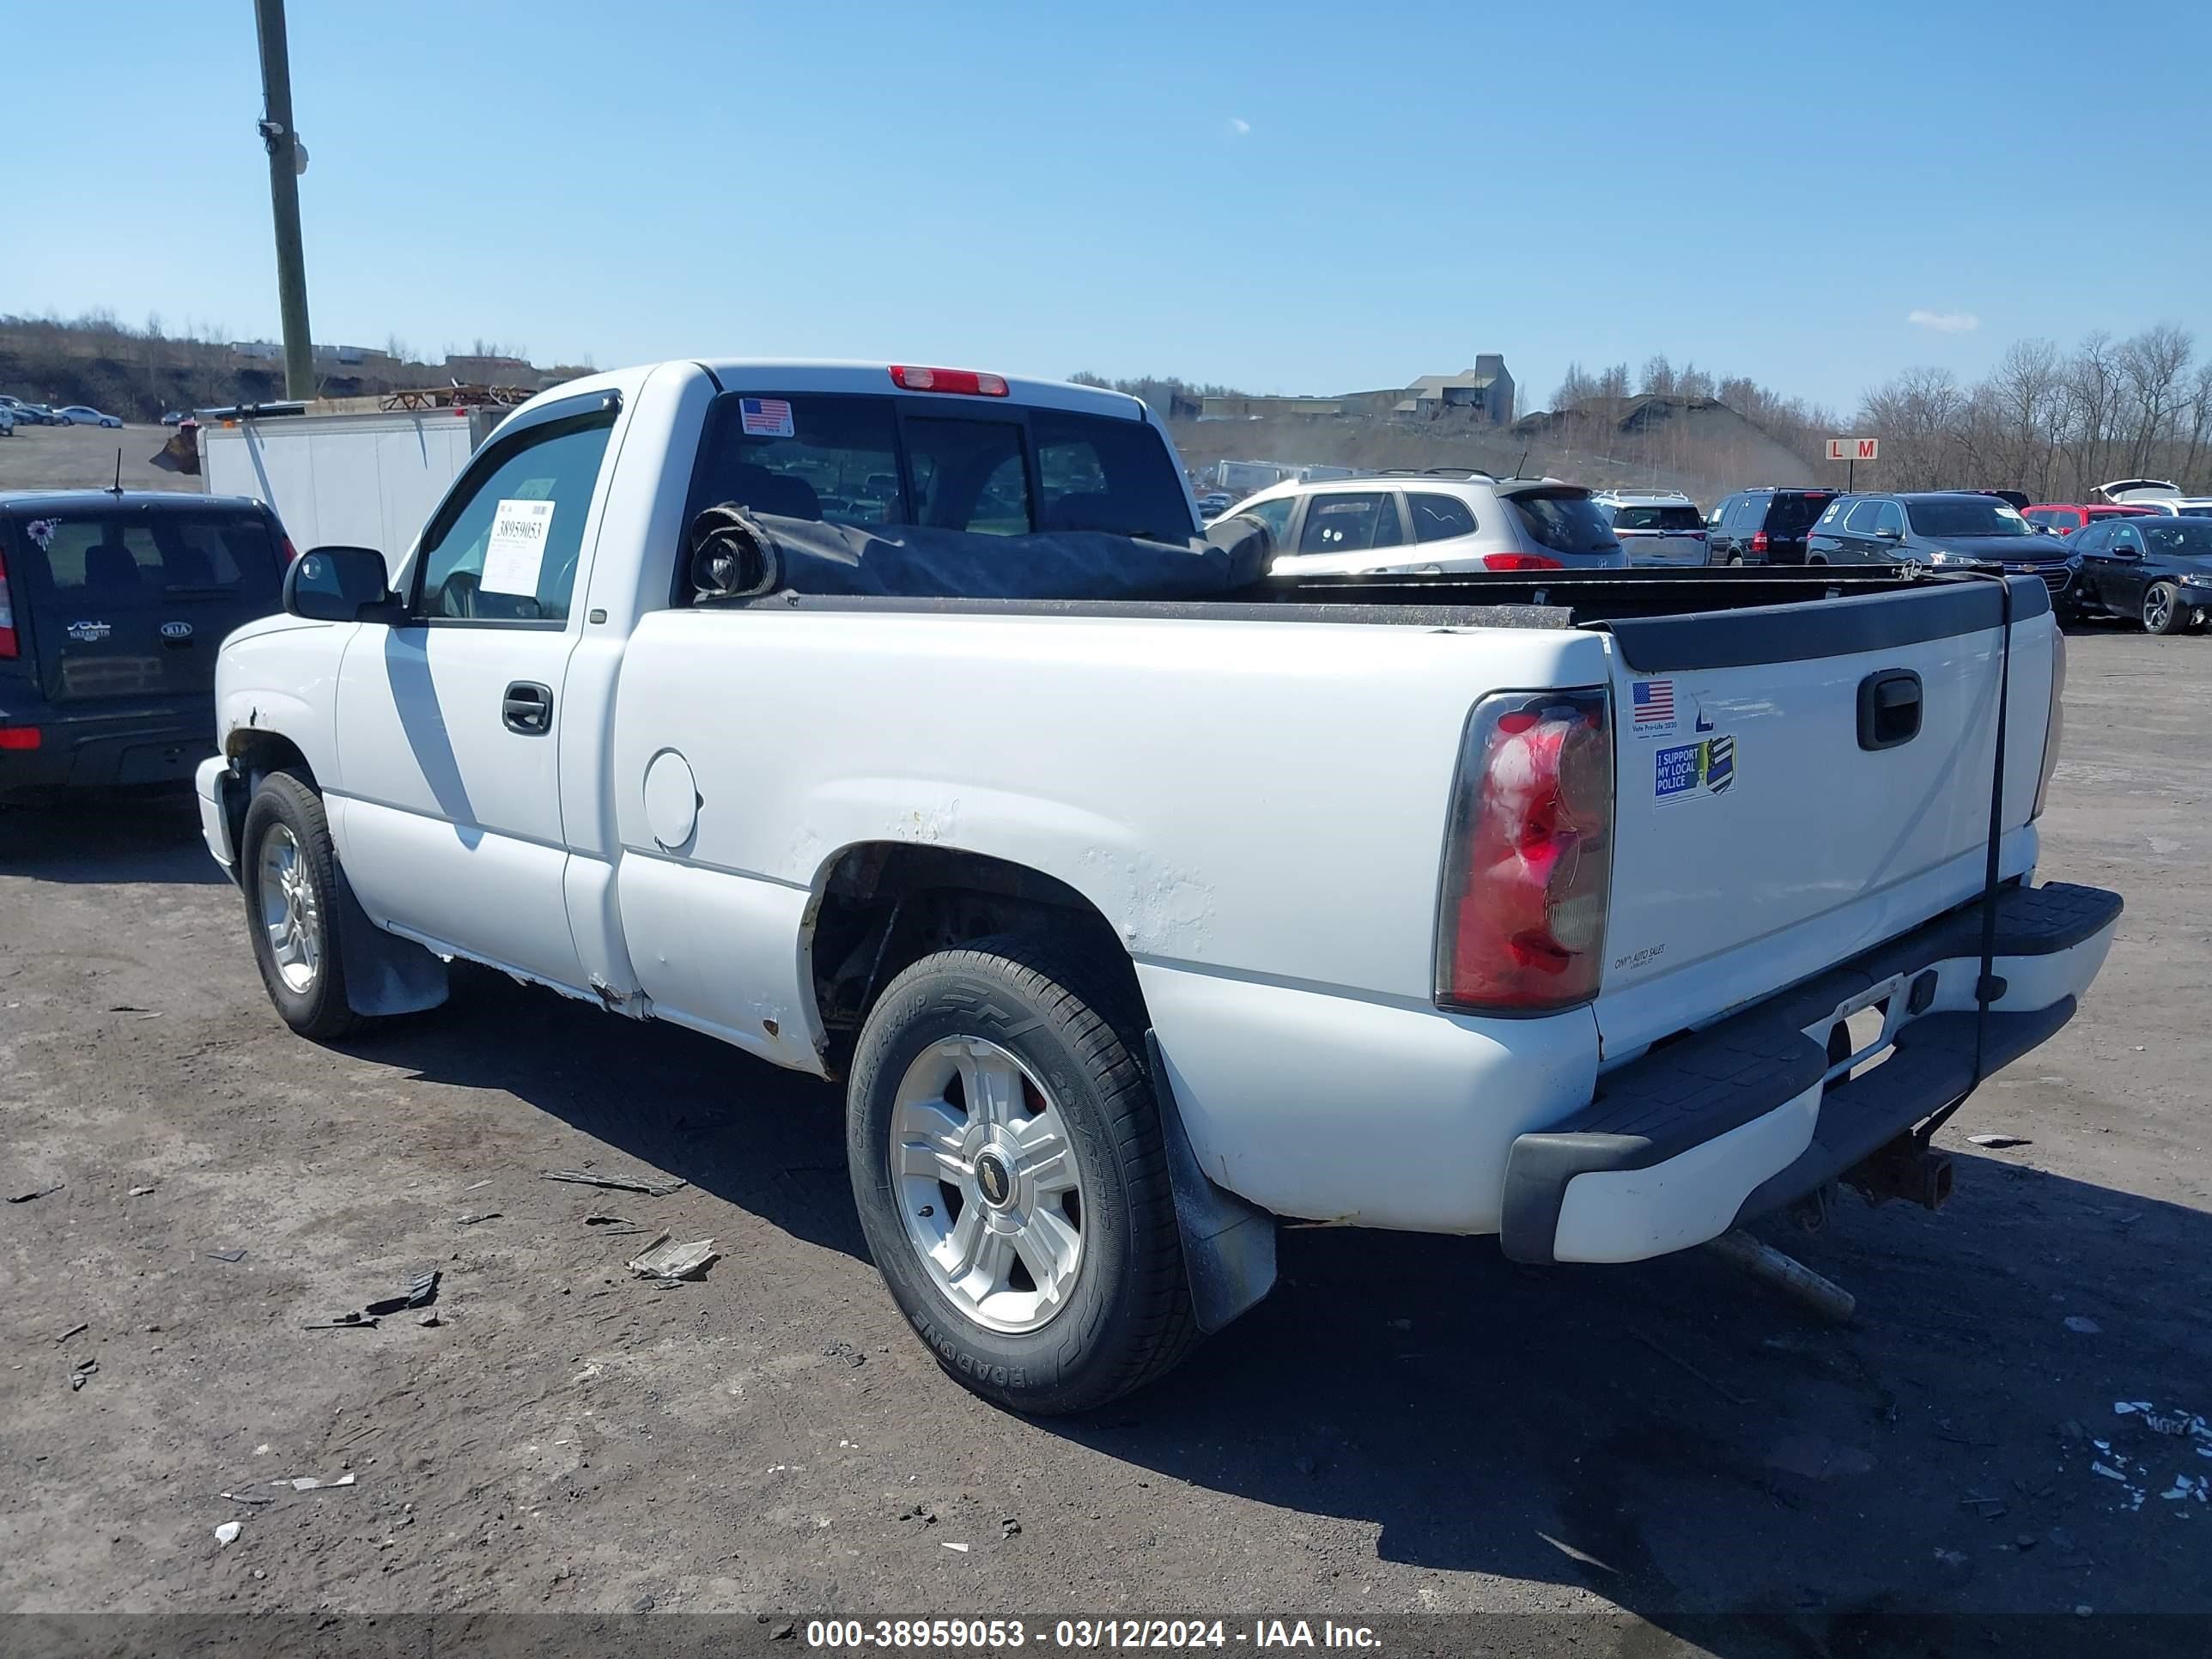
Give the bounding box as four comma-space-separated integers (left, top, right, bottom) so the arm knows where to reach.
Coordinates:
0, 491, 292, 805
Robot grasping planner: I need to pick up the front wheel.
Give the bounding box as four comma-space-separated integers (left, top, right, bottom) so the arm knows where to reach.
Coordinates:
847, 937, 1197, 1413
2144, 581, 2187, 635
240, 770, 362, 1039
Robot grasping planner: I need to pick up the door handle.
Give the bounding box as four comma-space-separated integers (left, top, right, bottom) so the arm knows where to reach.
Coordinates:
1857, 670, 1922, 750
502, 681, 553, 735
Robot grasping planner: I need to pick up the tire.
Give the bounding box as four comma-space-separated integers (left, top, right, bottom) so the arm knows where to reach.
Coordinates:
239, 769, 362, 1039
2144, 581, 2186, 635
1727, 554, 1745, 568
847, 935, 1198, 1414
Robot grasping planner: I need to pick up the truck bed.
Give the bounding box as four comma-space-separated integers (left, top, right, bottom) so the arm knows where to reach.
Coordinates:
716, 564, 2045, 640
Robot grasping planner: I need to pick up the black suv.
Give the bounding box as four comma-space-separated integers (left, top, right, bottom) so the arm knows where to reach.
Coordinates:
1706, 487, 1839, 565
1802, 492, 2075, 600
0, 492, 293, 805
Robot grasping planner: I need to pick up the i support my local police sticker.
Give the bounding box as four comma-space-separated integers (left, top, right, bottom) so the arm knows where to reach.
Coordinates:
1655, 734, 1736, 804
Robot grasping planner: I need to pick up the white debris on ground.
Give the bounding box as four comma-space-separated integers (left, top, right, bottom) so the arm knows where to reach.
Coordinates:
2075, 1402, 2212, 1515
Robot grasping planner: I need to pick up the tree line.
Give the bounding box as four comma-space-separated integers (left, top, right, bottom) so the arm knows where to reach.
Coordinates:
1554, 326, 2212, 498
1855, 327, 2212, 498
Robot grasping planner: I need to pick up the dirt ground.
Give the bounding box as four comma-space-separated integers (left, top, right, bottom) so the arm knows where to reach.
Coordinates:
2, 629, 2208, 1655
0, 422, 198, 494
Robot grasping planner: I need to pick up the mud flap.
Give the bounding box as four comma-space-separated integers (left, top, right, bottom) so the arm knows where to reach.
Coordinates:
1146, 1031, 1277, 1334
335, 865, 449, 1017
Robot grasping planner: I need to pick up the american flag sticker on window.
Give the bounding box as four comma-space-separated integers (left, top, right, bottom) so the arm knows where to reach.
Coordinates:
738, 397, 794, 438
1631, 678, 1676, 732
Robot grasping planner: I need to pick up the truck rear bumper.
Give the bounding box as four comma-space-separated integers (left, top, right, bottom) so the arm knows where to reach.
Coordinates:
1500, 881, 2123, 1266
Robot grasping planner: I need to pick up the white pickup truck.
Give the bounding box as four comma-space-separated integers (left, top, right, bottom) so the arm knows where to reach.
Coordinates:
197, 359, 2120, 1413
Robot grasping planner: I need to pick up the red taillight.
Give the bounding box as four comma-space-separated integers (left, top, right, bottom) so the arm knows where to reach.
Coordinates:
1436, 689, 1613, 1012
279, 534, 300, 566
0, 726, 39, 750
0, 546, 15, 658
889, 365, 1010, 397
1481, 552, 1565, 572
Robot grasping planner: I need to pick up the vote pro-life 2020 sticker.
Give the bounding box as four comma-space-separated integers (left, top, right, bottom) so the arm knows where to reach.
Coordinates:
1655, 734, 1736, 804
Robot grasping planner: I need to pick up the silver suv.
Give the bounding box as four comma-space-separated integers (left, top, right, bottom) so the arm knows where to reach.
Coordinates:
1226, 471, 1626, 575
1591, 489, 1711, 567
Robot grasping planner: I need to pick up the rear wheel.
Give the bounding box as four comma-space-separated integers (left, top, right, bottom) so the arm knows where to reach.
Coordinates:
847, 936, 1197, 1413
240, 770, 362, 1039
2144, 581, 2186, 635
1726, 554, 1745, 568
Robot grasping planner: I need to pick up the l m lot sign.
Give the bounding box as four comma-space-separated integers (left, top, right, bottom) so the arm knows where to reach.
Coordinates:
1826, 437, 1881, 461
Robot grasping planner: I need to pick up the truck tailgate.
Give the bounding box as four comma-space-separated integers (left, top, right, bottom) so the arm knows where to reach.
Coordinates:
1594, 579, 2057, 1057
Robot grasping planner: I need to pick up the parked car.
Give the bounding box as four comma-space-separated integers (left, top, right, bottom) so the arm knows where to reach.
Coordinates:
2022, 502, 2155, 537
2066, 515, 2212, 635
2115, 496, 2212, 518
2099, 477, 2180, 505
1591, 489, 1709, 567
191, 357, 2114, 1415
1195, 490, 1233, 519
55, 405, 124, 428
0, 493, 295, 804
0, 408, 15, 438
1804, 491, 2079, 602
1, 398, 58, 426
1705, 487, 1838, 565
160, 410, 188, 427
1231, 471, 1626, 574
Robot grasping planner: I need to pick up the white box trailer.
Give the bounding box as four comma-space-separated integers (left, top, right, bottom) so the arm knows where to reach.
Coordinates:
198, 406, 504, 575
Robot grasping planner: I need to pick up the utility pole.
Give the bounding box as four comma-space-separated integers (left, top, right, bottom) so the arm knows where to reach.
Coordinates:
252, 0, 314, 400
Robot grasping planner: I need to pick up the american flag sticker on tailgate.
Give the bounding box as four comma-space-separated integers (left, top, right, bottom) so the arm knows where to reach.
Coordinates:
1631, 678, 1676, 734
738, 397, 794, 438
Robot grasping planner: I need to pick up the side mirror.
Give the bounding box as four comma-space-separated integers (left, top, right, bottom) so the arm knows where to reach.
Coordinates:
2111, 545, 2141, 562
285, 545, 398, 623
1875, 524, 1903, 539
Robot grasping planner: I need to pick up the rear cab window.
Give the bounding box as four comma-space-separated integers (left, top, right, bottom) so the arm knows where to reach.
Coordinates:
689, 391, 1193, 547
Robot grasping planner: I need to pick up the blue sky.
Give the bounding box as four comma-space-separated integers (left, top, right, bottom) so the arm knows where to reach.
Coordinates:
9, 0, 2209, 414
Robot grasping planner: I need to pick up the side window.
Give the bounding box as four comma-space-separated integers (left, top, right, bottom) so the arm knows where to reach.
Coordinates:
905, 417, 1032, 536
1875, 501, 1905, 537
1297, 492, 1397, 554
2112, 525, 2145, 556
2075, 524, 2110, 554
1843, 500, 1886, 534
1816, 500, 1846, 526
415, 412, 614, 623
1239, 495, 1297, 546
1409, 492, 1478, 542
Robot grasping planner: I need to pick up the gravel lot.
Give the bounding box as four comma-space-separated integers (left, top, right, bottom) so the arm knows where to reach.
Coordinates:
0, 421, 198, 494
1, 629, 2207, 1652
